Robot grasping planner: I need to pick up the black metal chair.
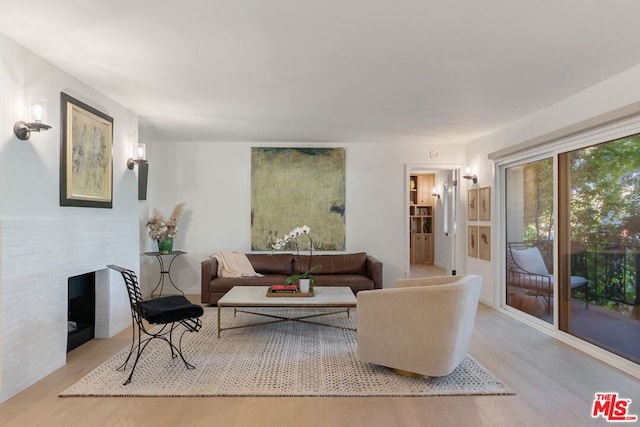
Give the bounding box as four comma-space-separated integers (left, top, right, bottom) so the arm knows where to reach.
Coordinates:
108, 265, 204, 385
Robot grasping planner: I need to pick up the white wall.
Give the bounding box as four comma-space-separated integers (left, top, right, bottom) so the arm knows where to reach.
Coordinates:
141, 142, 467, 294
0, 34, 140, 403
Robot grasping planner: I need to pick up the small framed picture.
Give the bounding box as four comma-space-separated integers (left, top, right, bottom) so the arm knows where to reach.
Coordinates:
468, 188, 478, 221
468, 226, 479, 258
479, 186, 491, 221
478, 226, 491, 261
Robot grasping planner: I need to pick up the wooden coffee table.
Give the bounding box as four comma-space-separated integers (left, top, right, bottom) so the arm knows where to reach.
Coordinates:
216, 286, 357, 337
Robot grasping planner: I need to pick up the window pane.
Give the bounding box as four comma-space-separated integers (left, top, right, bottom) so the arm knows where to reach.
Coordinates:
505, 158, 554, 323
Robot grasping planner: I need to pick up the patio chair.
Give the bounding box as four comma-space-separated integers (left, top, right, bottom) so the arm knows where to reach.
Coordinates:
507, 242, 588, 314
108, 265, 204, 385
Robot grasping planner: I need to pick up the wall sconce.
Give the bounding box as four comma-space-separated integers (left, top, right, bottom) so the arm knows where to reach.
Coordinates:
127, 143, 148, 169
127, 143, 149, 201
462, 167, 477, 184
14, 98, 52, 140
431, 186, 440, 199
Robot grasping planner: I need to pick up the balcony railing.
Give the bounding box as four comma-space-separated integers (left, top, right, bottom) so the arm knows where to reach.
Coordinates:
520, 240, 639, 311
578, 241, 639, 308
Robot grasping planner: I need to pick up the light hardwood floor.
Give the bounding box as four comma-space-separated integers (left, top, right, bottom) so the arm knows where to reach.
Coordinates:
2, 302, 639, 426
410, 263, 447, 278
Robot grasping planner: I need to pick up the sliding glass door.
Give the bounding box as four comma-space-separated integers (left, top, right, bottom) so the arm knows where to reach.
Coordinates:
502, 132, 640, 364
558, 134, 640, 363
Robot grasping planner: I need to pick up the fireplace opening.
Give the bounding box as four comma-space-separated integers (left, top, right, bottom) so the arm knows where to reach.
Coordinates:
67, 272, 96, 352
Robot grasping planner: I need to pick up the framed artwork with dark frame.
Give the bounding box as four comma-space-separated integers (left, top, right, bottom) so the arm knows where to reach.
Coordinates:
479, 186, 491, 221
60, 93, 114, 208
468, 225, 479, 258
467, 188, 478, 221
478, 226, 491, 261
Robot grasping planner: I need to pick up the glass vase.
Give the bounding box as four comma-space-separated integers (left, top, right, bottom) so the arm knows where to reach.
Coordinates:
157, 236, 174, 254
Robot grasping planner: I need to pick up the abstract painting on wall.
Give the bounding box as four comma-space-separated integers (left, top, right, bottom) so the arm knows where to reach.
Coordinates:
251, 147, 346, 251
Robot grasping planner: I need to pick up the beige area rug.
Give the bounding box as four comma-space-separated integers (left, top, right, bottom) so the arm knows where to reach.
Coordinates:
60, 307, 513, 397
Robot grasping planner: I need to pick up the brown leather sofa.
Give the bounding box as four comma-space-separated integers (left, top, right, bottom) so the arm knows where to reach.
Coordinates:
201, 252, 383, 305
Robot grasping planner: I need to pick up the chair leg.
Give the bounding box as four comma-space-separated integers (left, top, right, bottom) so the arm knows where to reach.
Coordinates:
585, 283, 589, 310
546, 294, 551, 315
118, 320, 201, 385
150, 323, 178, 360
168, 318, 203, 370
171, 327, 197, 370
117, 322, 141, 372
122, 335, 158, 385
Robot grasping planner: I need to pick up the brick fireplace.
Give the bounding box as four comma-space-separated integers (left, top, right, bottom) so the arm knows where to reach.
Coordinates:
0, 217, 139, 402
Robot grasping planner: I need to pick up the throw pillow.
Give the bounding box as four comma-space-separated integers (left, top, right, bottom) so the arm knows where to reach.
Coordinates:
511, 247, 549, 275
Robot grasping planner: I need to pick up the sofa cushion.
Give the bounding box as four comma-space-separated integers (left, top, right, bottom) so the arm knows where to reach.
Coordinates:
296, 252, 367, 275
313, 274, 374, 292
246, 253, 293, 275
210, 275, 290, 293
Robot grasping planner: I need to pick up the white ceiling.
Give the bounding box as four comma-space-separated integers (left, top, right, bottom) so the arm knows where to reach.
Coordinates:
2, 0, 640, 144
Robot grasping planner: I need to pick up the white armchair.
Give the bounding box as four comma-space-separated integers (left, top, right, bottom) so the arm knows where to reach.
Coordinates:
356, 274, 482, 377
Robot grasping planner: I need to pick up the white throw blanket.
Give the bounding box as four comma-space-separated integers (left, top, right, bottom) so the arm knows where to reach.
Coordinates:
211, 251, 264, 278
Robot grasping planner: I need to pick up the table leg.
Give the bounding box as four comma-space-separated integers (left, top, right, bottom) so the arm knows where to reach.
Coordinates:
150, 255, 166, 297
165, 254, 185, 296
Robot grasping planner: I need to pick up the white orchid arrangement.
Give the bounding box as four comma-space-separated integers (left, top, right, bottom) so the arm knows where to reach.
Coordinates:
145, 203, 186, 241
271, 225, 322, 285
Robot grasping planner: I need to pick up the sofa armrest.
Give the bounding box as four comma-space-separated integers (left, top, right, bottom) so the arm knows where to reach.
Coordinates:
366, 255, 383, 289
201, 258, 219, 304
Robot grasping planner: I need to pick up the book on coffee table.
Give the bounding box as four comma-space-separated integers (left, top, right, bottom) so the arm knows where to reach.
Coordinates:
266, 285, 314, 297
270, 284, 298, 293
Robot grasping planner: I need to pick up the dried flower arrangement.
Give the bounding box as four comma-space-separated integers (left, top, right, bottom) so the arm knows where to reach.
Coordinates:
145, 203, 186, 241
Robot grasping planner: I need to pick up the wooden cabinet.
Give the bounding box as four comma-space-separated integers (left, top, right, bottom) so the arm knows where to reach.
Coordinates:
410, 233, 434, 264
423, 234, 433, 264
417, 174, 434, 205
409, 174, 435, 264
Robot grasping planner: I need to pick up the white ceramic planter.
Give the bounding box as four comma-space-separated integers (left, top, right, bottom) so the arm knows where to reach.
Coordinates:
299, 278, 311, 293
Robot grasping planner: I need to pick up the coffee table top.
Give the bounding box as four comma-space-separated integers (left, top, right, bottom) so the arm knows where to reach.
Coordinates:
218, 286, 356, 307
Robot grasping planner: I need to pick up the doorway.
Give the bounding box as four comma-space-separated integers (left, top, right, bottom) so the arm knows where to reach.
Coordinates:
405, 164, 463, 279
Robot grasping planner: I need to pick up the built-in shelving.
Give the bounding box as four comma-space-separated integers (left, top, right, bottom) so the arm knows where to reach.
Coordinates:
409, 174, 434, 264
